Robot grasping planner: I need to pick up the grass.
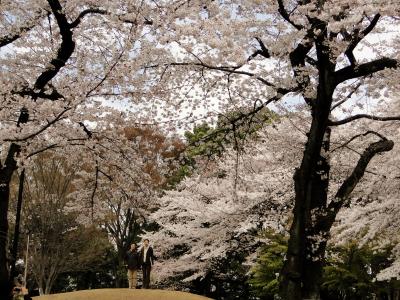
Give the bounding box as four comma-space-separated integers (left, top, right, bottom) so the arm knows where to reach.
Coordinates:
32, 288, 213, 300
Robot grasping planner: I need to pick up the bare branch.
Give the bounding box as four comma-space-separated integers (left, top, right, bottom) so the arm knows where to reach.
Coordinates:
334, 57, 398, 85
4, 107, 71, 142
69, 8, 108, 28
0, 10, 47, 48
34, 0, 76, 91
27, 144, 59, 158
168, 61, 282, 89
328, 114, 400, 126
277, 0, 303, 30
330, 130, 386, 152
98, 169, 113, 182
326, 138, 394, 224
330, 80, 363, 111
344, 14, 380, 66
247, 37, 271, 62
78, 122, 93, 138
69, 7, 153, 28
86, 48, 126, 97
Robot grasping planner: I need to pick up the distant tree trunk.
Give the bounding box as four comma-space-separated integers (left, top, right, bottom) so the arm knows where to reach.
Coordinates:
0, 143, 20, 300
115, 244, 127, 288
10, 169, 25, 281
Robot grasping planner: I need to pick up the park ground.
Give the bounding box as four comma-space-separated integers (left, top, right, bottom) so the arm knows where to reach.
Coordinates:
32, 288, 213, 300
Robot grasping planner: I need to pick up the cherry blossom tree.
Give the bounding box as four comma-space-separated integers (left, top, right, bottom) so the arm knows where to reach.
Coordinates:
0, 0, 179, 295
145, 119, 303, 289
148, 1, 400, 298
1, 1, 400, 299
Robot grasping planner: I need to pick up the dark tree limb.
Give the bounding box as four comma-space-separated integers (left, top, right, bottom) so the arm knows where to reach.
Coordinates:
328, 114, 400, 126
277, 0, 303, 30
27, 144, 59, 158
9, 169, 25, 281
247, 37, 271, 62
78, 122, 93, 138
334, 57, 398, 85
289, 32, 314, 105
69, 8, 108, 28
0, 10, 47, 48
69, 7, 153, 28
16, 87, 65, 101
98, 169, 113, 182
4, 107, 72, 142
326, 138, 394, 224
34, 0, 76, 91
344, 14, 380, 66
169, 61, 279, 88
331, 130, 385, 152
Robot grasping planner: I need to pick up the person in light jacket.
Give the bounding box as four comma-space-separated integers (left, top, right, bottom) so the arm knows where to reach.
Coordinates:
139, 239, 156, 289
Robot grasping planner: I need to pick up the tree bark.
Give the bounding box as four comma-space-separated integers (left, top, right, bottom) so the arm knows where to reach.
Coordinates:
10, 169, 25, 282
302, 128, 331, 300
0, 143, 20, 300
279, 25, 336, 299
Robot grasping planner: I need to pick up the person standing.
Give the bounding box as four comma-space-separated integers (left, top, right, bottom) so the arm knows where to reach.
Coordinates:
140, 239, 156, 289
125, 243, 140, 289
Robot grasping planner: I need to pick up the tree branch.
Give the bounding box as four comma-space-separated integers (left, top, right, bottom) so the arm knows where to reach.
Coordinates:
344, 14, 380, 66
247, 37, 271, 62
277, 0, 302, 30
69, 8, 153, 28
90, 165, 99, 221
34, 0, 75, 91
0, 10, 47, 48
78, 122, 93, 138
330, 80, 363, 111
326, 138, 394, 222
334, 57, 398, 85
4, 107, 71, 142
16, 86, 65, 101
330, 130, 386, 152
69, 8, 108, 28
168, 61, 280, 89
328, 114, 400, 126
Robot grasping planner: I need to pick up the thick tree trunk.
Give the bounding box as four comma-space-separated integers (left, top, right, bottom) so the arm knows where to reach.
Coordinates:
302, 128, 331, 299
279, 122, 330, 300
279, 34, 335, 298
0, 143, 20, 299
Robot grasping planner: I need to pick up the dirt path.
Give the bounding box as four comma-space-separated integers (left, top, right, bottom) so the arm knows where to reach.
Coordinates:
33, 288, 213, 300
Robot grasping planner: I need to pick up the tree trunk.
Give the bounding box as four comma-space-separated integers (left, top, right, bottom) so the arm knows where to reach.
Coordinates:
0, 143, 20, 299
278, 122, 330, 300
0, 182, 11, 298
302, 128, 331, 299
115, 244, 127, 288
279, 35, 335, 298
10, 169, 25, 281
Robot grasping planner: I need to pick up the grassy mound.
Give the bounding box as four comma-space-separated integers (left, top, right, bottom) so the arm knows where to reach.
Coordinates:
33, 288, 213, 300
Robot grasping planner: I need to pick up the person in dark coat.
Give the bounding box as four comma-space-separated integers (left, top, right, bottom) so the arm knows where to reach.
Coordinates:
125, 243, 140, 289
140, 239, 156, 289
